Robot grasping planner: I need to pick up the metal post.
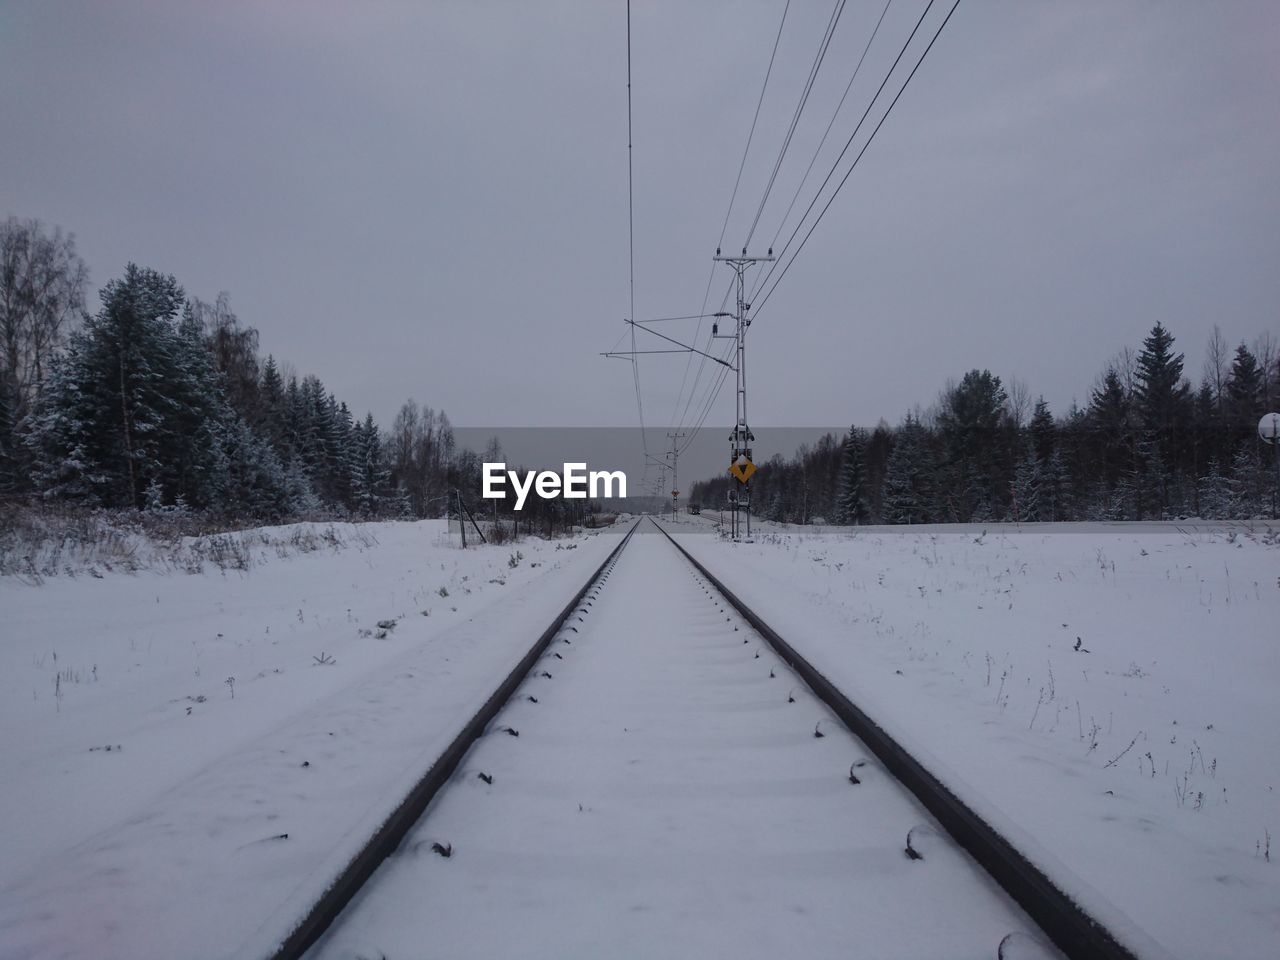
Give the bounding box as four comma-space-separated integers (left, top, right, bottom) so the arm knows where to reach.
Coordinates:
667, 431, 686, 520
714, 250, 773, 540
456, 489, 466, 548
1272, 440, 1279, 520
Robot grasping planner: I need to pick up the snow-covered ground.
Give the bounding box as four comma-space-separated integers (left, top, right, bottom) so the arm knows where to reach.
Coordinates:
0, 519, 618, 959
4, 514, 1275, 959
311, 524, 1061, 960
667, 518, 1280, 959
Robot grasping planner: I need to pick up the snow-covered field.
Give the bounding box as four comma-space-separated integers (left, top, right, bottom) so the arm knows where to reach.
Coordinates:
0, 519, 618, 959
669, 518, 1280, 959
3, 514, 1276, 959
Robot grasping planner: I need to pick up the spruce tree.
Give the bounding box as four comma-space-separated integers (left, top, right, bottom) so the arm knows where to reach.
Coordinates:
258, 355, 285, 448
283, 452, 321, 516
1087, 369, 1132, 509
167, 302, 231, 508
1133, 323, 1192, 513
1025, 398, 1060, 519
1197, 459, 1230, 519
1227, 443, 1264, 518
29, 265, 205, 507
936, 370, 1009, 520
883, 416, 936, 524
1012, 449, 1042, 521
1225, 344, 1263, 440
218, 415, 291, 520
1134, 322, 1188, 432
1029, 398, 1055, 463
351, 413, 393, 517
834, 426, 869, 524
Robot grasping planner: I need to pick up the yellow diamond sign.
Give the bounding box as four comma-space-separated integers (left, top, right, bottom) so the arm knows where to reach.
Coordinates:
729, 459, 756, 484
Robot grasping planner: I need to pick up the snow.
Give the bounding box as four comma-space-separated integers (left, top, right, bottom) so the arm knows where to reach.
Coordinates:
666, 518, 1280, 959
0, 520, 618, 960
310, 523, 1059, 959
4, 514, 1275, 958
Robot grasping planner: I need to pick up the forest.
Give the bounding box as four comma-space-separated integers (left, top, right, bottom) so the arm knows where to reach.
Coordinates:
3, 216, 1277, 528
0, 217, 492, 525
691, 326, 1279, 523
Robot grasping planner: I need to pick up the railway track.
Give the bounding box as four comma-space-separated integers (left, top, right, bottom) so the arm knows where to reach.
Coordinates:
273, 517, 1140, 960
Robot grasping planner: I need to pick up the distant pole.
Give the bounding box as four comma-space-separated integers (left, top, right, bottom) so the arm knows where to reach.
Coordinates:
667, 430, 686, 520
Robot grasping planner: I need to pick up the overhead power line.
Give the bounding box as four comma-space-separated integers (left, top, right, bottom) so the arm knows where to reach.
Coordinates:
750, 0, 941, 306
754, 0, 963, 318
625, 0, 648, 459
670, 0, 792, 436
715, 0, 792, 256
743, 0, 848, 249
680, 0, 960, 458
764, 0, 896, 259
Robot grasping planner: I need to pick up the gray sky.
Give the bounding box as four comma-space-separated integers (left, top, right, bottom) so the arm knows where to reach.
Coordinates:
3, 1, 1277, 444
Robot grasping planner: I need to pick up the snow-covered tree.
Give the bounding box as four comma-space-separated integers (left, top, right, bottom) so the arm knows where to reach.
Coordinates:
350, 413, 395, 517
1197, 459, 1230, 519
883, 415, 936, 524
834, 426, 869, 525
1012, 449, 1042, 522
1225, 344, 1263, 441
29, 265, 196, 506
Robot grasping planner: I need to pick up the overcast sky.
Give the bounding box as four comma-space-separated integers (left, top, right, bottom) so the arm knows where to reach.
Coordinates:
3, 1, 1277, 442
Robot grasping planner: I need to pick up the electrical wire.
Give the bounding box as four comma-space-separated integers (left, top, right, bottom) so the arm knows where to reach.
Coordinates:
754, 0, 962, 318
635, 312, 728, 324
679, 337, 739, 454
674, 274, 735, 433
714, 0, 792, 257
669, 0, 792, 436
681, 0, 958, 458
763, 0, 895, 261
625, 0, 649, 460
743, 0, 847, 249
749, 0, 939, 305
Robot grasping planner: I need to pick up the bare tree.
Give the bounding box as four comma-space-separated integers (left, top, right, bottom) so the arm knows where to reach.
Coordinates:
1006, 374, 1032, 429
1204, 324, 1228, 410
190, 292, 259, 418
383, 400, 457, 516
1114, 346, 1139, 397
0, 217, 89, 420
1254, 331, 1279, 411
388, 399, 421, 513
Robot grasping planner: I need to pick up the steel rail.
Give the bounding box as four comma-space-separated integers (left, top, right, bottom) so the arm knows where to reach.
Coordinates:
268, 519, 641, 960
649, 517, 1141, 960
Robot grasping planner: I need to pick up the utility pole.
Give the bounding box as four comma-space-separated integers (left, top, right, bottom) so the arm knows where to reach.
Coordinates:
666, 431, 686, 519
713, 247, 773, 540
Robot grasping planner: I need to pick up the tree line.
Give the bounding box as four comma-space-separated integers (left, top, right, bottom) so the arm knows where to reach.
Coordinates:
0, 218, 462, 521
0, 217, 614, 526
690, 322, 1279, 523
5, 216, 1276, 526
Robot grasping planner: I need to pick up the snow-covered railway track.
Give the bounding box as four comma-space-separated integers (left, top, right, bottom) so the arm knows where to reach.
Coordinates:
276, 519, 1133, 960
268, 520, 641, 960
650, 520, 1144, 960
